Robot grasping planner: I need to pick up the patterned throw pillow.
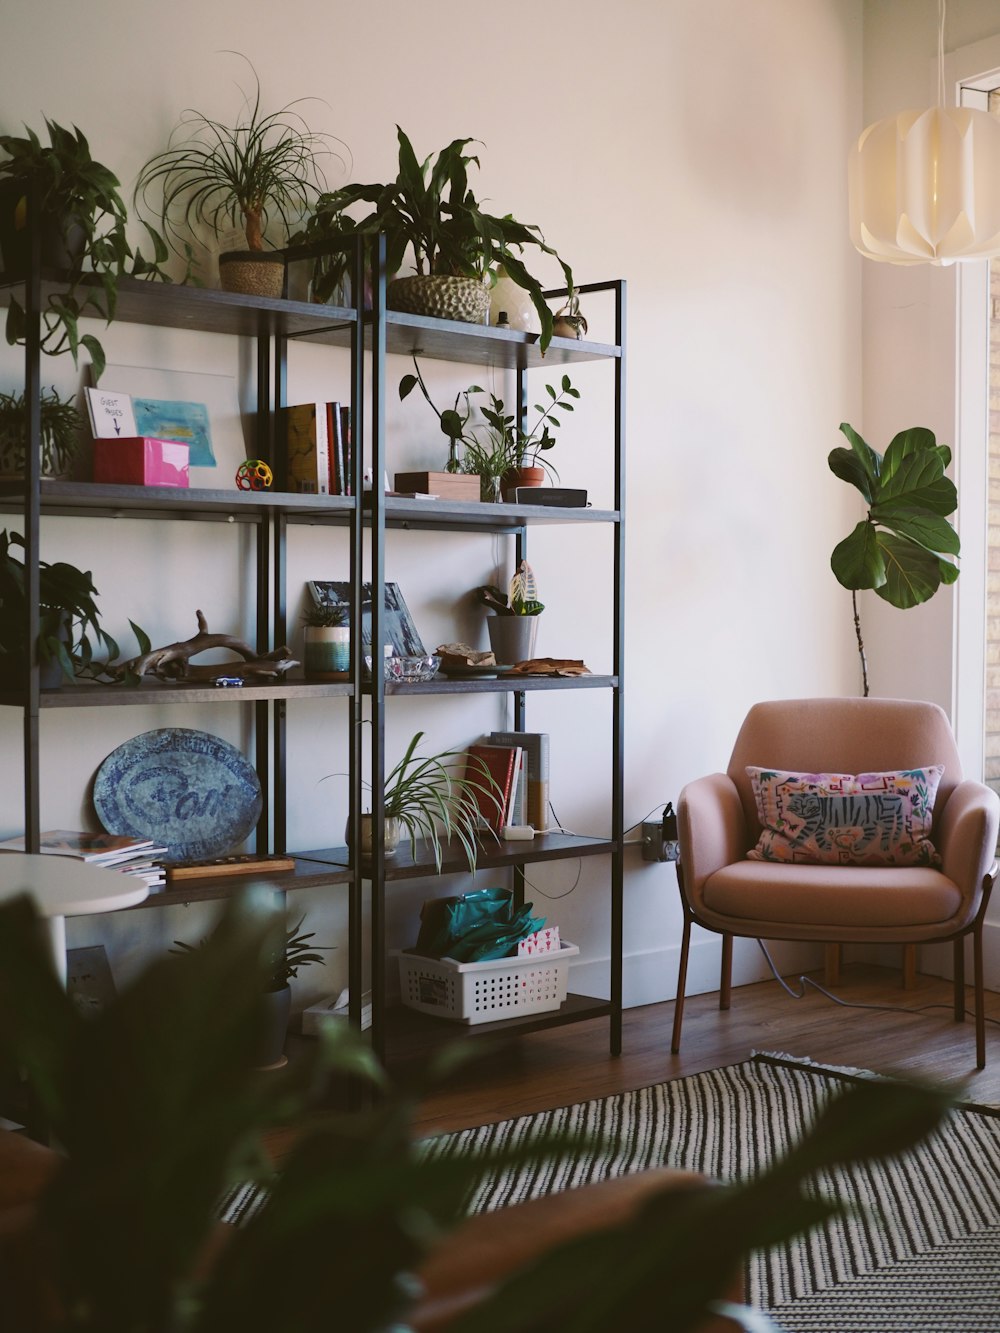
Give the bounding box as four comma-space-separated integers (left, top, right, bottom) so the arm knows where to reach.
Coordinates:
746, 765, 944, 867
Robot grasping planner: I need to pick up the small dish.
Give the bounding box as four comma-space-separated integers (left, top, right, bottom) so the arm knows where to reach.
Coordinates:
366, 653, 441, 683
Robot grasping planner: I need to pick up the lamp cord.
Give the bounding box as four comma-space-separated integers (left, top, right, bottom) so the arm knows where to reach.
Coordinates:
756, 937, 1000, 1029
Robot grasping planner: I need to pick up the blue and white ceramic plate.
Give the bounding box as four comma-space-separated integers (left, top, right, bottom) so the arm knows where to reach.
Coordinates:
93, 728, 262, 862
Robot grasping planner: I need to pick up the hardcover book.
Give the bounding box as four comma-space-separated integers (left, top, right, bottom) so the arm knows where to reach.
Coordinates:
463, 743, 521, 833
489, 731, 550, 830
281, 402, 330, 495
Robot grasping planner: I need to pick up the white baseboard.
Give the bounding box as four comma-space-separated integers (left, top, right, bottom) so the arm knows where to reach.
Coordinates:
569, 921, 1000, 1011
571, 935, 824, 1009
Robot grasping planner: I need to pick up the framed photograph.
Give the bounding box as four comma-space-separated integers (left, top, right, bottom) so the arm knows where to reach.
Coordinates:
308, 581, 426, 659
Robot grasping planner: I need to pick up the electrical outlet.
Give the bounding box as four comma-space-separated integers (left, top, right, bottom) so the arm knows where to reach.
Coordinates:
641, 820, 680, 863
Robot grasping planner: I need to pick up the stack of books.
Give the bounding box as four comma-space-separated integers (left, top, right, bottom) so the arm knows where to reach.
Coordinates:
0, 830, 169, 893
280, 400, 352, 496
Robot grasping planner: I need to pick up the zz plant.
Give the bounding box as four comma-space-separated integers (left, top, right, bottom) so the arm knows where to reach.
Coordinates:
829, 422, 959, 696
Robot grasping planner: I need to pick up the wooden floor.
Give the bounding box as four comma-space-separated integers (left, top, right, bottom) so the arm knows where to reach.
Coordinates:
410, 963, 1000, 1137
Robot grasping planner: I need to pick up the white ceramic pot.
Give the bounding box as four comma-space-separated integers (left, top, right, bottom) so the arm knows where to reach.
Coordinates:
303, 626, 350, 680
489, 264, 541, 333
354, 814, 401, 858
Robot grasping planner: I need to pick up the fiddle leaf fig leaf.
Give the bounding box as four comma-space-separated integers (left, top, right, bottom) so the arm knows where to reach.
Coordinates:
838, 422, 881, 488
828, 446, 874, 503
872, 507, 961, 556
881, 427, 939, 482
875, 451, 956, 514
873, 533, 945, 608
831, 521, 885, 591
938, 558, 960, 585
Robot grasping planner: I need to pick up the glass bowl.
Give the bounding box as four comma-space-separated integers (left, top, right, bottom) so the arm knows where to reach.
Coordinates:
368, 653, 441, 683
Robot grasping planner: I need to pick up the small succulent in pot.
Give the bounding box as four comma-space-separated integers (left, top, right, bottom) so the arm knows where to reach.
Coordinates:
302, 601, 348, 629
0, 385, 85, 479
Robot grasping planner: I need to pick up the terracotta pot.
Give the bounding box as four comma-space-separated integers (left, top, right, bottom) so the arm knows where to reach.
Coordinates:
218, 250, 286, 298
502, 465, 545, 500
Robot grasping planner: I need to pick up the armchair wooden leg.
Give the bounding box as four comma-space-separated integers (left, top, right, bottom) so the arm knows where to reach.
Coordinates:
953, 938, 966, 1023
974, 922, 986, 1070
671, 912, 692, 1055
824, 944, 841, 987
719, 933, 733, 1011
902, 943, 917, 990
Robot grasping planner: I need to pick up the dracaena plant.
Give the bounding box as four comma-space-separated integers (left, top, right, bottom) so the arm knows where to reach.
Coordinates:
828, 422, 959, 696
297, 127, 573, 351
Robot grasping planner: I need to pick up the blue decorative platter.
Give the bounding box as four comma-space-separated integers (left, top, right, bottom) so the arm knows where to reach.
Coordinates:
93, 728, 262, 862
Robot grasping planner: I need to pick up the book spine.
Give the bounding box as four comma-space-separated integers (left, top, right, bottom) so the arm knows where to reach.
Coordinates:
341, 404, 352, 496
282, 403, 329, 495
329, 400, 344, 495
315, 403, 330, 495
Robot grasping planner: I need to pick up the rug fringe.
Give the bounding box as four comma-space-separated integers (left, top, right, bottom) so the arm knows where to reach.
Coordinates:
752, 1049, 884, 1080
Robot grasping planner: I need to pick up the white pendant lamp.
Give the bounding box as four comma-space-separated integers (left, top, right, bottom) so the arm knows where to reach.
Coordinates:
848, 0, 1000, 265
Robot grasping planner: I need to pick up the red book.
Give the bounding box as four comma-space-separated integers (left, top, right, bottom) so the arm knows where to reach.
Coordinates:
463, 743, 519, 833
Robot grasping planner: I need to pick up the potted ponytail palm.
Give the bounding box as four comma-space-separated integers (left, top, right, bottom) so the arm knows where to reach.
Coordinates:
135, 55, 342, 297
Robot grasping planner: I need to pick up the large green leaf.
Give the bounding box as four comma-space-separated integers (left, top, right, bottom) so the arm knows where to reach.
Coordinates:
838, 422, 881, 487
873, 532, 946, 608
869, 506, 961, 556
831, 520, 885, 590
828, 446, 874, 502
881, 427, 939, 483
875, 451, 956, 514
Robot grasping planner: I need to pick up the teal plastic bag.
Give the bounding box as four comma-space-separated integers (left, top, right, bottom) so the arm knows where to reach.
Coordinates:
415, 886, 546, 962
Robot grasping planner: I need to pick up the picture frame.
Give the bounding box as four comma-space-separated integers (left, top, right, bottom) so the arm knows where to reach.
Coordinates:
307, 581, 426, 660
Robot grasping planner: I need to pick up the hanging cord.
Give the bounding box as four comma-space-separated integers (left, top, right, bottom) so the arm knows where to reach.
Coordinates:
757, 937, 1000, 1028
937, 0, 946, 110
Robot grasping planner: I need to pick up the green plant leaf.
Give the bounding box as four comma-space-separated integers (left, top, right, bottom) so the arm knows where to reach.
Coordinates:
875, 451, 956, 514
831, 521, 885, 591
873, 532, 945, 608
881, 426, 939, 484
870, 506, 961, 556
827, 446, 874, 502
838, 422, 881, 487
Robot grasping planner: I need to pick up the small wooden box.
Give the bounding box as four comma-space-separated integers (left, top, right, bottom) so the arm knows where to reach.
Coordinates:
394, 471, 481, 502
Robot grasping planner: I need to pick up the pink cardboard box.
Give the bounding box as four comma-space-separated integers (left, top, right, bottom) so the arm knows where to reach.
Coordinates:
93, 437, 190, 488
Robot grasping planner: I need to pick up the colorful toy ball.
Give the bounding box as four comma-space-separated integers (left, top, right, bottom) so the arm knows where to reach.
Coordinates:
236, 459, 273, 491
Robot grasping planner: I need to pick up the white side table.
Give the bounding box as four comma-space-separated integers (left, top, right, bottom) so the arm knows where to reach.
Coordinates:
0, 852, 149, 984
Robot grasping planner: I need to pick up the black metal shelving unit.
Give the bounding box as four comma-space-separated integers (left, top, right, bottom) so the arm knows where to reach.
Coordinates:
1, 243, 625, 1065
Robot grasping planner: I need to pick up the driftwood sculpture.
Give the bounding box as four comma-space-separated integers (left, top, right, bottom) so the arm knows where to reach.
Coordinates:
117, 611, 298, 683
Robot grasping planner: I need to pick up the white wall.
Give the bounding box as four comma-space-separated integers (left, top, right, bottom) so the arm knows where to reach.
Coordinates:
0, 0, 864, 1013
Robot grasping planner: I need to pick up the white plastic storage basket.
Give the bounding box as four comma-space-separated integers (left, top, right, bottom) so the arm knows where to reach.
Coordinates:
396, 942, 579, 1024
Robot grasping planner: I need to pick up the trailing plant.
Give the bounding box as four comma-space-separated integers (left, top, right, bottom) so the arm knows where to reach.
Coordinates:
829, 422, 959, 696
0, 528, 142, 682
135, 54, 344, 271
0, 888, 956, 1333
0, 119, 166, 381
477, 561, 544, 618
298, 127, 573, 351
0, 385, 84, 477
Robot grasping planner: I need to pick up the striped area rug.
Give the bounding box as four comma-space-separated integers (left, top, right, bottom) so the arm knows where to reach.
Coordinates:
419, 1052, 1000, 1319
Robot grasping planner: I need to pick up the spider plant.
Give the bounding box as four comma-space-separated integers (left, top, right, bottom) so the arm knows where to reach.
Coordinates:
135, 53, 343, 270
0, 385, 84, 477
172, 914, 330, 992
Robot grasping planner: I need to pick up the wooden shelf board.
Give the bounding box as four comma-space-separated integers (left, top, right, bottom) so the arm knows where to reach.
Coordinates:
0, 275, 620, 368
299, 832, 615, 881
382, 673, 615, 696
0, 677, 355, 710
124, 855, 353, 910
383, 993, 613, 1058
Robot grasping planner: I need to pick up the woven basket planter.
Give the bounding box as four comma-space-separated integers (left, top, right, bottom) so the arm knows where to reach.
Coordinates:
387, 274, 490, 324
218, 250, 286, 299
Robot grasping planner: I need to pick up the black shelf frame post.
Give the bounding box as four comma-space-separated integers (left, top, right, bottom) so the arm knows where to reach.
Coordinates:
22, 184, 42, 851
347, 235, 367, 1035
369, 233, 388, 1061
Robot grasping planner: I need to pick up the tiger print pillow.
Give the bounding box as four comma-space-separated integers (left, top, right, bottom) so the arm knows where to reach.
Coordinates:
745, 765, 944, 867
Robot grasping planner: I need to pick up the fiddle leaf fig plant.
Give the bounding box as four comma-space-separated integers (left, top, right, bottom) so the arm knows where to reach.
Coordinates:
829, 423, 959, 696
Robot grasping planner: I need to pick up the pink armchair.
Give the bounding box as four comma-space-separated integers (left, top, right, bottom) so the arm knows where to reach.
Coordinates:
673, 698, 1000, 1066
